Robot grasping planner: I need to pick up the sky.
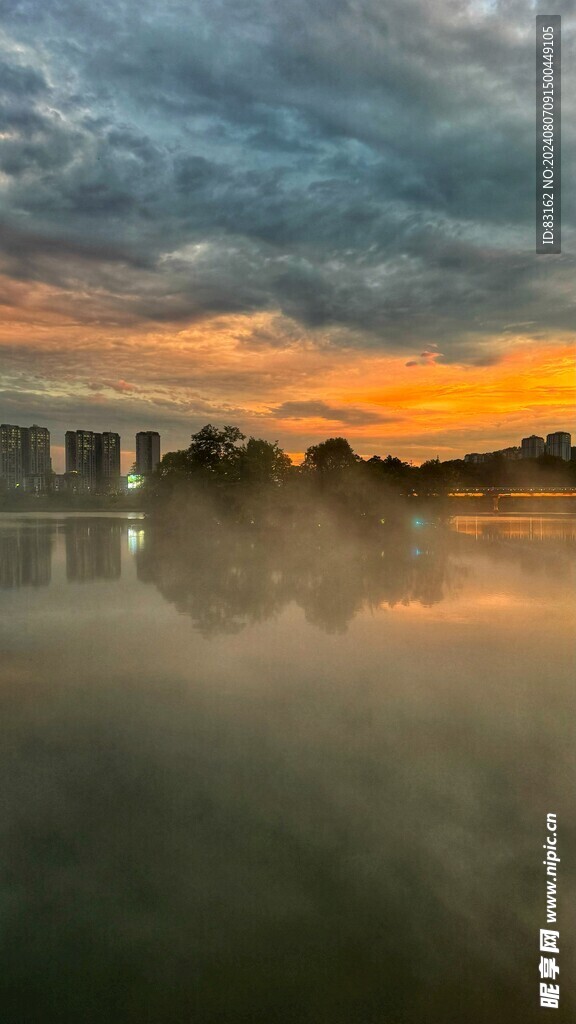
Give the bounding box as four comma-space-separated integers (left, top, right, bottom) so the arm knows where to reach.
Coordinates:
0, 0, 574, 471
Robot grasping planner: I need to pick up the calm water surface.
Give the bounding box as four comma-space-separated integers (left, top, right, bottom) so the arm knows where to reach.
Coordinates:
1, 513, 574, 1023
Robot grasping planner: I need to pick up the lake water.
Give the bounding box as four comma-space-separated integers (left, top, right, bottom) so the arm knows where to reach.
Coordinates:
1, 512, 574, 1023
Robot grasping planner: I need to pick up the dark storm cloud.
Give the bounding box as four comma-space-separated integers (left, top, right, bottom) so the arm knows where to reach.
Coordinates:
0, 0, 574, 356
0, 59, 47, 99
271, 401, 392, 425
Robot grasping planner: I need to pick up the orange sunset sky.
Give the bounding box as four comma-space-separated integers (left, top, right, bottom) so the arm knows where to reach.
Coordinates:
2, 299, 573, 472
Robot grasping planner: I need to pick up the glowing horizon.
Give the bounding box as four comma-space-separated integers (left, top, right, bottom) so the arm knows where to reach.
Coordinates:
6, 313, 572, 473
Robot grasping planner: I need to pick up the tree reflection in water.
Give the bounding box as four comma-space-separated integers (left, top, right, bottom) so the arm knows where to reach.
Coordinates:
136, 513, 464, 637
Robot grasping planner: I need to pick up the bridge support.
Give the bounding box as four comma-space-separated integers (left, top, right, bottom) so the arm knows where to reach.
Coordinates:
492, 494, 500, 513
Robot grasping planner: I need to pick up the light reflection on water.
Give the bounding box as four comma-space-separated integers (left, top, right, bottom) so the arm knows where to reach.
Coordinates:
0, 513, 574, 1023
452, 514, 576, 542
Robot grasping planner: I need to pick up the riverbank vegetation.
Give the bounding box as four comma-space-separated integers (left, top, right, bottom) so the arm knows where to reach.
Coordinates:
144, 424, 576, 526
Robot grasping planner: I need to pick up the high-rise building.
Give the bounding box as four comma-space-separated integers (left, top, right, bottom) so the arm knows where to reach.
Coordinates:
0, 424, 24, 488
1, 423, 51, 490
66, 429, 122, 491
22, 424, 51, 489
97, 432, 121, 488
545, 431, 571, 461
136, 431, 161, 474
521, 435, 545, 459
66, 429, 98, 489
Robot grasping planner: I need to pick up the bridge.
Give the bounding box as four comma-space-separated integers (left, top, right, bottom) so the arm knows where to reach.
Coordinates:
447, 487, 576, 512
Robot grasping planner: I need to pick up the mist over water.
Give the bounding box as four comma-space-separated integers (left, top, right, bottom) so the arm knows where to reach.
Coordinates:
1, 512, 574, 1023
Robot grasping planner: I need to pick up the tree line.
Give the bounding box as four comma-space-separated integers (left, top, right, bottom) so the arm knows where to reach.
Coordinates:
152, 424, 576, 490
143, 424, 576, 522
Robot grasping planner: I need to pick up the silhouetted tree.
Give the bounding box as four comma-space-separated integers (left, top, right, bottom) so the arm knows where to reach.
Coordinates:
239, 438, 292, 487
187, 424, 246, 477
366, 455, 414, 488
302, 437, 360, 475
158, 450, 190, 476
416, 457, 467, 492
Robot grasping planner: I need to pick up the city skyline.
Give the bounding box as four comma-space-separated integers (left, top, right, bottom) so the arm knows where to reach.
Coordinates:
2, 419, 574, 486
0, 423, 162, 482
